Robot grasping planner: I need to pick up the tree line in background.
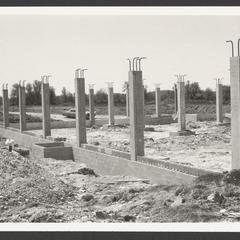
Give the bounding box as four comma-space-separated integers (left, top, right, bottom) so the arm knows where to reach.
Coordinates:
2, 80, 231, 106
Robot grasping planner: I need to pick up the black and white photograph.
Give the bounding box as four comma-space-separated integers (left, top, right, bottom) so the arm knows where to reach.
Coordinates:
0, 7, 240, 228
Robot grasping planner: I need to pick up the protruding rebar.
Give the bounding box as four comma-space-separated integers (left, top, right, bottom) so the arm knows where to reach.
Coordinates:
23, 80, 26, 87
175, 74, 187, 82
45, 75, 52, 83
138, 57, 147, 71
80, 69, 88, 78
2, 84, 4, 90
226, 40, 234, 57
19, 80, 22, 86
89, 84, 94, 90
6, 83, 8, 89
132, 57, 139, 71
41, 75, 46, 83
75, 68, 81, 78
106, 82, 114, 88
127, 58, 131, 71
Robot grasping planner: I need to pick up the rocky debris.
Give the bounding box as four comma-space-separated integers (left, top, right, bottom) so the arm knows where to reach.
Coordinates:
14, 147, 29, 157
207, 192, 226, 205
187, 121, 201, 129
144, 127, 155, 132
89, 141, 100, 146
47, 136, 67, 142
81, 194, 94, 202
223, 170, 240, 186
78, 167, 98, 176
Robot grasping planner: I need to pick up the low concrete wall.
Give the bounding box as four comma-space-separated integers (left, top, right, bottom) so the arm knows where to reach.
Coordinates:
72, 146, 197, 185
0, 127, 214, 185
0, 127, 51, 151
32, 142, 73, 160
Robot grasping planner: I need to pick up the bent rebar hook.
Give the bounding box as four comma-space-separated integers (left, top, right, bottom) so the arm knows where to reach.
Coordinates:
132, 57, 139, 71
45, 75, 52, 84
226, 40, 234, 57
41, 75, 46, 83
126, 58, 131, 71
75, 68, 81, 78
138, 57, 147, 71
80, 69, 88, 78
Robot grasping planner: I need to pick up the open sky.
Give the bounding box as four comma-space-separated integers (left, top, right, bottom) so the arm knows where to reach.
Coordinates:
0, 8, 240, 94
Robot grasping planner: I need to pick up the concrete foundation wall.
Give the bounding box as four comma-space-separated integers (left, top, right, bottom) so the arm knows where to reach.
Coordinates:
32, 142, 73, 160
0, 127, 214, 185
0, 127, 51, 150
72, 146, 197, 185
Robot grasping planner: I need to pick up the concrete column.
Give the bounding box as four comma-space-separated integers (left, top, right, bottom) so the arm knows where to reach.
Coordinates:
19, 85, 26, 132
107, 83, 114, 125
75, 77, 87, 147
230, 57, 240, 169
2, 88, 9, 128
89, 84, 95, 126
142, 85, 145, 122
129, 71, 144, 161
41, 82, 51, 138
177, 81, 186, 131
155, 84, 161, 117
126, 83, 130, 117
216, 81, 223, 124
174, 83, 178, 114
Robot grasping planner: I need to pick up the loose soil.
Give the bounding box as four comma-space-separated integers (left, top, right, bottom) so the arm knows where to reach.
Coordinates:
0, 146, 240, 223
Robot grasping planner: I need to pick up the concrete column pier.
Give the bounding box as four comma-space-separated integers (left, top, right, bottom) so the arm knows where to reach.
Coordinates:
155, 84, 161, 117
216, 80, 223, 124
19, 84, 26, 132
89, 84, 95, 126
107, 82, 114, 125
75, 77, 87, 147
230, 57, 240, 169
129, 71, 144, 161
2, 88, 9, 128
126, 83, 130, 117
177, 81, 186, 131
174, 83, 178, 115
170, 79, 195, 136
41, 82, 51, 138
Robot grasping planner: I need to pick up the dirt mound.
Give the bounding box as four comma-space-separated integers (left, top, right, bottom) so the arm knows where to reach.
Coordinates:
0, 148, 76, 222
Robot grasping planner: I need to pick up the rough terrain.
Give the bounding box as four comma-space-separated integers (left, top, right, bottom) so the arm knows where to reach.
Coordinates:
1, 145, 240, 223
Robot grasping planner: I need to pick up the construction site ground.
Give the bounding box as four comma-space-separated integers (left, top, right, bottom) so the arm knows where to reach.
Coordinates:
0, 142, 240, 223
28, 121, 231, 173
